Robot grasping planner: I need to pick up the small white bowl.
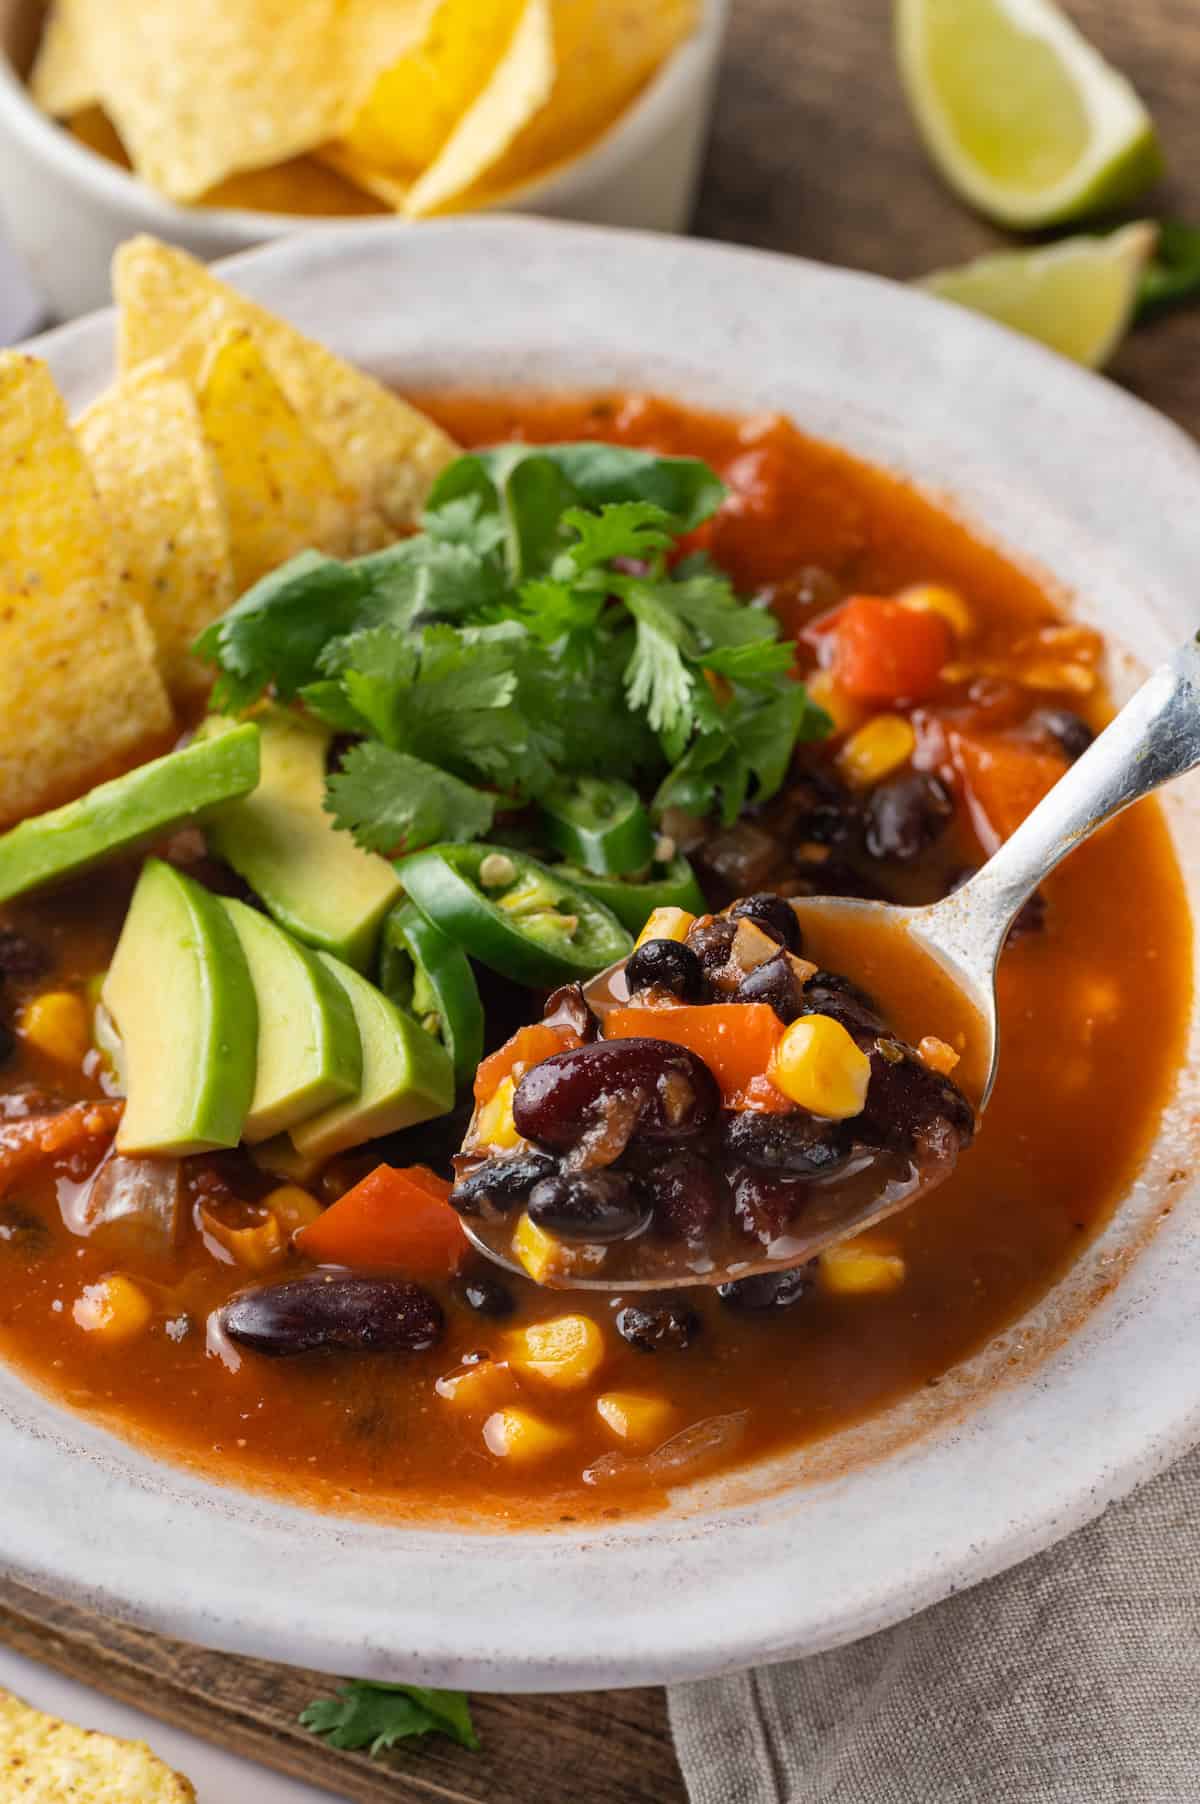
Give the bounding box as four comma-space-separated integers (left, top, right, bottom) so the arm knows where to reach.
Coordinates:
0, 0, 727, 319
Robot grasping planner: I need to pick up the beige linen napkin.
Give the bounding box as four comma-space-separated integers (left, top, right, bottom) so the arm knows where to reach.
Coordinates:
669, 1446, 1200, 1803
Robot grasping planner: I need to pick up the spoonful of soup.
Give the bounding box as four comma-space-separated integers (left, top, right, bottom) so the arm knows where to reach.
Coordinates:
450, 633, 1200, 1291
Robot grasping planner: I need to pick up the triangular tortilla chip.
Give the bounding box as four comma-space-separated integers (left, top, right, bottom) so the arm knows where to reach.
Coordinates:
114, 237, 458, 530
77, 369, 235, 702
0, 1691, 195, 1802
195, 326, 366, 592
0, 355, 172, 828
28, 0, 97, 118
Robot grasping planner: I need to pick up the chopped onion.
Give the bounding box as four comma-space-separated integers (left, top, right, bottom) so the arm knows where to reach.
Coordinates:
61, 1150, 183, 1256
583, 1410, 748, 1487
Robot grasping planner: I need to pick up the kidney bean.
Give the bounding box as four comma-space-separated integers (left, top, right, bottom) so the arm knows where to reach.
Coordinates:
458, 1270, 516, 1318
863, 771, 953, 862
734, 951, 807, 1022
1031, 706, 1093, 762
615, 1300, 700, 1353
528, 1170, 651, 1244
541, 982, 599, 1042
513, 1039, 719, 1149
624, 938, 704, 1002
726, 893, 802, 952
635, 1147, 729, 1240
685, 917, 739, 976
723, 1110, 853, 1178
717, 1267, 814, 1311
732, 1166, 811, 1241
449, 1152, 557, 1218
0, 1202, 50, 1259
221, 1275, 443, 1357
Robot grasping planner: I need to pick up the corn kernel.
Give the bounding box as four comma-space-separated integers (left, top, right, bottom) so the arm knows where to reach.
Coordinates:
475, 1075, 523, 1151
899, 583, 971, 638
837, 714, 917, 789
506, 1313, 607, 1390
511, 1212, 606, 1285
768, 1014, 871, 1118
595, 1392, 676, 1449
436, 1358, 515, 1413
635, 907, 695, 950
72, 1275, 152, 1342
806, 669, 866, 736
19, 991, 91, 1067
819, 1244, 907, 1295
917, 1035, 960, 1076
264, 1184, 324, 1236
483, 1406, 575, 1462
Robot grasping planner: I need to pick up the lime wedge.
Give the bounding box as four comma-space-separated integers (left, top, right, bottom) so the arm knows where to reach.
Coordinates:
895, 0, 1163, 228
920, 222, 1158, 368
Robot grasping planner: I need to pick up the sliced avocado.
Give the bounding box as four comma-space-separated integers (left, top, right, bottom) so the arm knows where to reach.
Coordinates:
102, 859, 257, 1156
220, 899, 363, 1143
0, 724, 260, 905
200, 709, 400, 970
290, 954, 453, 1164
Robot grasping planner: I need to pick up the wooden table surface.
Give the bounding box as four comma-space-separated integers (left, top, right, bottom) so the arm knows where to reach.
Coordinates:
1, 3, 1197, 1800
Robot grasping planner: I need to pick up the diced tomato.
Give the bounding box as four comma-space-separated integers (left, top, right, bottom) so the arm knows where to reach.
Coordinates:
0, 1100, 122, 1200
295, 1163, 468, 1278
829, 596, 951, 704
949, 729, 1067, 851
604, 1004, 784, 1108
473, 1024, 583, 1105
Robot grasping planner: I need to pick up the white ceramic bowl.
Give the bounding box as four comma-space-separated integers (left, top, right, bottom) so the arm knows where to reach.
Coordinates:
0, 0, 727, 320
6, 219, 1200, 1691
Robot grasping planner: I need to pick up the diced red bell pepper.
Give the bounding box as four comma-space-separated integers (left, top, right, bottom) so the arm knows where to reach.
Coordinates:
950, 729, 1067, 851
0, 1100, 122, 1200
604, 1004, 784, 1108
473, 1023, 583, 1105
295, 1163, 468, 1279
830, 596, 951, 704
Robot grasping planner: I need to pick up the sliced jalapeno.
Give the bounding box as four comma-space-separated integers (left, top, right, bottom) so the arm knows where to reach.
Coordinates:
537, 777, 655, 876
396, 845, 633, 987
380, 900, 484, 1091
555, 854, 707, 935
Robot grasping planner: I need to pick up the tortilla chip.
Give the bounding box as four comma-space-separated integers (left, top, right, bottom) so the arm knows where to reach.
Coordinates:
114, 236, 458, 529
195, 326, 367, 591
0, 1691, 195, 1802
406, 0, 555, 218
410, 0, 698, 216
338, 0, 441, 120
201, 156, 388, 218
77, 369, 235, 702
78, 0, 350, 202
29, 0, 96, 118
317, 144, 412, 212
0, 355, 172, 828
338, 0, 528, 180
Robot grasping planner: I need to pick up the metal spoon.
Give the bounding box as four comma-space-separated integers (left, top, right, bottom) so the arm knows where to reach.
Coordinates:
462, 633, 1200, 1290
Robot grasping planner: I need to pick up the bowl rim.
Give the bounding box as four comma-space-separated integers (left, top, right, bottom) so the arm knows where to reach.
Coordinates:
0, 0, 728, 238
5, 217, 1200, 1691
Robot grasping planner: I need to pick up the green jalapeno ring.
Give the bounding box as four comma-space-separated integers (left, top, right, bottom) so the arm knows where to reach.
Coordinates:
555, 854, 707, 935
379, 900, 485, 1091
537, 777, 656, 877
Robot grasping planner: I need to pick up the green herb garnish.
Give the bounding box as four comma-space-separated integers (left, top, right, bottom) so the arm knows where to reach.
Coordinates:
196, 444, 830, 854
1136, 221, 1200, 317
299, 1679, 480, 1757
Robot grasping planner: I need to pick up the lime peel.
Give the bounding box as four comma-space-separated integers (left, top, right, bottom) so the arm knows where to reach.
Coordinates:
895, 0, 1164, 229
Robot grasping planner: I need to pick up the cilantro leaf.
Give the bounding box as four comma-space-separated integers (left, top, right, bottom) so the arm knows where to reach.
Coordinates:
300, 1680, 479, 1758
701, 640, 796, 685
623, 589, 695, 736
194, 551, 372, 710
325, 742, 495, 853
558, 502, 676, 575
656, 683, 832, 826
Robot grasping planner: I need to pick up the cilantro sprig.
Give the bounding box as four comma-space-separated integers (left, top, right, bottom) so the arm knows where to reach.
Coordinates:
196, 443, 830, 855
300, 1679, 479, 1758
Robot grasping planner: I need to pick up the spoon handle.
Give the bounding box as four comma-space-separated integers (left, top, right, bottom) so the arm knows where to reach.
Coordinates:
925, 632, 1200, 972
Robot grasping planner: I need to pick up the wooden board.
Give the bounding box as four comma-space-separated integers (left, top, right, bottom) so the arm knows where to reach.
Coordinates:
1, 2, 1197, 1799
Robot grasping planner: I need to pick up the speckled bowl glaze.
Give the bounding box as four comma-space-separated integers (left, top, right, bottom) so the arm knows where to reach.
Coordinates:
6, 220, 1200, 1690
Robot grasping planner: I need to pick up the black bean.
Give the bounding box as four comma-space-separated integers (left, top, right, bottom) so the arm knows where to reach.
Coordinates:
458, 1271, 516, 1318
717, 1266, 814, 1310
541, 982, 599, 1042
1006, 890, 1047, 944
513, 1039, 719, 1148
722, 1109, 853, 1178
863, 771, 954, 862
221, 1275, 443, 1357
624, 937, 704, 1002
773, 769, 858, 847
0, 1202, 50, 1258
449, 1152, 558, 1217
860, 1045, 975, 1153
0, 931, 51, 981
734, 951, 807, 1023
685, 916, 739, 975
799, 970, 884, 1037
527, 1170, 651, 1244
635, 1147, 729, 1240
615, 1301, 700, 1353
1031, 707, 1094, 762
732, 1166, 811, 1240
726, 893, 802, 952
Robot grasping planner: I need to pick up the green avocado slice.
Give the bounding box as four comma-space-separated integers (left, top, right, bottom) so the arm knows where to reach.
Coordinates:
289, 954, 454, 1164
220, 899, 363, 1143
0, 724, 261, 905
200, 709, 400, 971
103, 859, 258, 1156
